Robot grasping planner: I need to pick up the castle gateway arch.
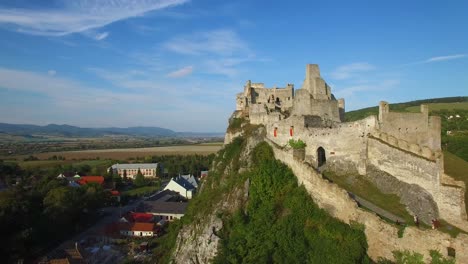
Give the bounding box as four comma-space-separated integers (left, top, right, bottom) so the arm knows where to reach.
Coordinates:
317, 147, 326, 167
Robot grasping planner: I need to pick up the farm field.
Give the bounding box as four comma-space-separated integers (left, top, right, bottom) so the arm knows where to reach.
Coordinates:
7, 144, 223, 161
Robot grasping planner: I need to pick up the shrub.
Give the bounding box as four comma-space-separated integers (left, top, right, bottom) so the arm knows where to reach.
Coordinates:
288, 139, 307, 149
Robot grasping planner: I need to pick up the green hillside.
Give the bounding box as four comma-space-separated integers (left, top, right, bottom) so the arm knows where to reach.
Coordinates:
154, 136, 370, 263
345, 97, 468, 161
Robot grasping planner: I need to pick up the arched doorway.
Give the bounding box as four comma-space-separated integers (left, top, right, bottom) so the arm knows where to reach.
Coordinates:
317, 147, 326, 167
275, 97, 281, 105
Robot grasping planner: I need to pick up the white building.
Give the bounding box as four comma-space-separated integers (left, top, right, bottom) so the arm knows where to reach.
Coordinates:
164, 175, 198, 199
119, 222, 155, 237
109, 163, 162, 179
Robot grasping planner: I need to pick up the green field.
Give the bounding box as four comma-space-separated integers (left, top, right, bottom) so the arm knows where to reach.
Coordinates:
345, 96, 468, 122
122, 186, 160, 197
406, 102, 468, 112
323, 170, 414, 224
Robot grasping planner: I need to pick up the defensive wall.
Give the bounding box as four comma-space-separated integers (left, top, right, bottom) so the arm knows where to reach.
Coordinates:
232, 64, 467, 229
266, 139, 468, 263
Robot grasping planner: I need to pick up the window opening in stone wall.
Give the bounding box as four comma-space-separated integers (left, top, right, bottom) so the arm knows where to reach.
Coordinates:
447, 247, 455, 258
317, 147, 326, 167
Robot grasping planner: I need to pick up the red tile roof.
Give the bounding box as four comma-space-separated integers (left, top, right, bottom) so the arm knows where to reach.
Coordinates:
131, 213, 153, 222
110, 190, 120, 196
78, 176, 104, 185
120, 222, 154, 232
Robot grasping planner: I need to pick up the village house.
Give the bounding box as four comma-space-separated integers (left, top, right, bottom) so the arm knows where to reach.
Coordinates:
163, 175, 198, 199
119, 222, 155, 237
108, 163, 162, 179
138, 201, 188, 222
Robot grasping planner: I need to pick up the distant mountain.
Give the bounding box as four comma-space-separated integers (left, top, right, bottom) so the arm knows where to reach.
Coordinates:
0, 123, 222, 138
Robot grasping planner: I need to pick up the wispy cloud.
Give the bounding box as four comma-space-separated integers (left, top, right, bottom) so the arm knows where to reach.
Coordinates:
334, 79, 400, 98
94, 31, 109, 41
167, 66, 193, 78
162, 29, 256, 77
0, 0, 189, 37
330, 62, 375, 80
164, 29, 249, 56
424, 54, 466, 63
402, 54, 467, 66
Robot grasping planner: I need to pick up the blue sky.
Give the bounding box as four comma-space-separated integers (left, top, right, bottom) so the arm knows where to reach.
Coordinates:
0, 0, 467, 132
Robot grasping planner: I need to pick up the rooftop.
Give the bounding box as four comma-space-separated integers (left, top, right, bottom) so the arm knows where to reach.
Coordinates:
110, 163, 159, 170
140, 201, 188, 215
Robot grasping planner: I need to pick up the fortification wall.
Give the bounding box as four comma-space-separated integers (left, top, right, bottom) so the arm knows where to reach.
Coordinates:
379, 102, 441, 150
250, 87, 294, 109
267, 140, 468, 263
367, 137, 468, 227
291, 89, 341, 122
266, 116, 377, 175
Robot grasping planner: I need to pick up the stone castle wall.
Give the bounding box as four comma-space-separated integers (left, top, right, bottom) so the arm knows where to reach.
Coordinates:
378, 102, 441, 151
267, 140, 468, 263
234, 64, 466, 229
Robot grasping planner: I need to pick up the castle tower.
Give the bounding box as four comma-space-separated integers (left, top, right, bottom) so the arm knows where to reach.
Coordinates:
301, 64, 331, 100
378, 101, 389, 122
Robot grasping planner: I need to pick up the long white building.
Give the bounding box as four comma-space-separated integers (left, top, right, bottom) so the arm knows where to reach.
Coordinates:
109, 163, 162, 179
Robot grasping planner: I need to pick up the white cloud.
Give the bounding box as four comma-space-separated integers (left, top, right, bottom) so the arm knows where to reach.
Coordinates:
0, 0, 189, 37
94, 31, 109, 41
47, 70, 57, 76
164, 29, 249, 56
330, 62, 375, 80
334, 79, 400, 98
424, 54, 466, 63
167, 66, 193, 78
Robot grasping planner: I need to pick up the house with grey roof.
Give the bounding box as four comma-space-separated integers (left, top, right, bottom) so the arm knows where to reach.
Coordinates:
163, 175, 198, 199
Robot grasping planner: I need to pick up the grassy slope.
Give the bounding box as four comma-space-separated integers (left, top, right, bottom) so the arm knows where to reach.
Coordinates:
153, 137, 370, 263
443, 151, 468, 216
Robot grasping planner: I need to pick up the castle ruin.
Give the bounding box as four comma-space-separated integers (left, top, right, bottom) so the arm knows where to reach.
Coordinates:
233, 64, 467, 230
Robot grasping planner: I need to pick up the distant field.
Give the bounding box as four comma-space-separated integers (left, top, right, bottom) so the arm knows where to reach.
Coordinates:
8, 144, 222, 161
405, 102, 468, 113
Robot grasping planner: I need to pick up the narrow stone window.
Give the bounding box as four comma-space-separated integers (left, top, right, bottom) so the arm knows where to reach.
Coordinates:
447, 247, 455, 258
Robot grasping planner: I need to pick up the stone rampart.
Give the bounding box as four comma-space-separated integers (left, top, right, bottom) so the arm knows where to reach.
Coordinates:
267, 139, 468, 263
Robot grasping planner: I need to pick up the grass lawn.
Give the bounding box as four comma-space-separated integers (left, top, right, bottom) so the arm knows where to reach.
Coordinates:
322, 170, 414, 224
443, 151, 468, 216
72, 159, 113, 167
122, 186, 160, 197
18, 160, 70, 169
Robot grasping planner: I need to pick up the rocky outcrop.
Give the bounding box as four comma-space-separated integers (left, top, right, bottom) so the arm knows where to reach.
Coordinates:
172, 126, 264, 263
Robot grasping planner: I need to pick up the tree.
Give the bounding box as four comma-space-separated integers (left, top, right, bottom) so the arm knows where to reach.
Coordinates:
134, 169, 146, 187
123, 169, 128, 182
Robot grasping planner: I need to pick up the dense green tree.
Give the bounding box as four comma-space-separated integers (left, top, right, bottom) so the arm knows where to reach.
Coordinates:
134, 169, 146, 187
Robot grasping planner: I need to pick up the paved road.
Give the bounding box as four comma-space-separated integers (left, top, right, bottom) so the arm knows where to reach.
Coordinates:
348, 192, 406, 224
